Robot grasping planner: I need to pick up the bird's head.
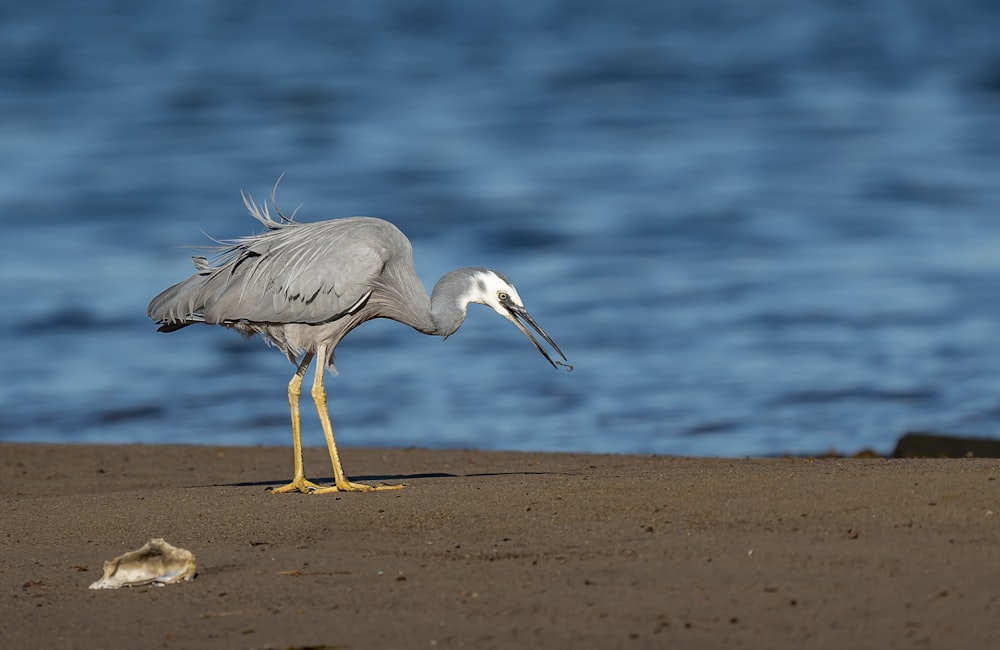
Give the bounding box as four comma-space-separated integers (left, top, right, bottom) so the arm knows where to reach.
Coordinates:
466, 269, 572, 371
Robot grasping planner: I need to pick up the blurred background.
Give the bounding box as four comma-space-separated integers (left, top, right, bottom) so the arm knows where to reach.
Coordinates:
2, 0, 1000, 457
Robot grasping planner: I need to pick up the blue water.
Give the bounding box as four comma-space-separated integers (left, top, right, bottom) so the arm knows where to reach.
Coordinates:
3, 1, 1000, 457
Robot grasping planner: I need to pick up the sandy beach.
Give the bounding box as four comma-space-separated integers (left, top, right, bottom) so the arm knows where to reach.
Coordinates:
2, 442, 999, 649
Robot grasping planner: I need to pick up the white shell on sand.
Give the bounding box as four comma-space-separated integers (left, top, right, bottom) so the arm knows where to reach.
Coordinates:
89, 538, 196, 590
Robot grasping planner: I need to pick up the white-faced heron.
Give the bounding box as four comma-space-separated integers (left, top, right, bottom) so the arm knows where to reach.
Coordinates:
147, 188, 571, 493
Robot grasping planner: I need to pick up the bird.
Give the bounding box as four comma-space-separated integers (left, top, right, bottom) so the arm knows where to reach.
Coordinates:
147, 186, 571, 494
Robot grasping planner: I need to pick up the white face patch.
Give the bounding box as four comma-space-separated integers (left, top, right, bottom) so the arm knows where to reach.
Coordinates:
468, 270, 523, 317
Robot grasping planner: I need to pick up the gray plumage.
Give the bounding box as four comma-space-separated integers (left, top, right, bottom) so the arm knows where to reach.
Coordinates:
147, 190, 570, 494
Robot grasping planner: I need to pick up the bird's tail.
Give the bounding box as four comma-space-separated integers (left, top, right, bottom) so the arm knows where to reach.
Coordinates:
146, 267, 210, 331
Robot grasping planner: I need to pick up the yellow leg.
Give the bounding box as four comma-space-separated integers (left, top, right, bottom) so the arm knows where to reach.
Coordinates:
270, 352, 324, 494
308, 343, 404, 493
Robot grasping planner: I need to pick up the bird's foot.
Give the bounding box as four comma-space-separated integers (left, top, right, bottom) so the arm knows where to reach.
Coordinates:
309, 480, 406, 494
269, 477, 325, 494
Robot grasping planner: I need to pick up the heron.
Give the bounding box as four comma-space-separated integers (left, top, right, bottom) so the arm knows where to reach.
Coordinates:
147, 188, 571, 494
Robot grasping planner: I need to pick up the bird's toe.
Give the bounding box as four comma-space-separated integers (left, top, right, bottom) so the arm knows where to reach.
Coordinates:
269, 478, 324, 494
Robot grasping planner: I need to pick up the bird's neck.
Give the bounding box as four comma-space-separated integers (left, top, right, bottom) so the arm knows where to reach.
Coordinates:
429, 267, 483, 338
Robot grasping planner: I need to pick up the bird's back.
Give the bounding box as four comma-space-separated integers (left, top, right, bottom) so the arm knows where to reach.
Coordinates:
148, 215, 415, 333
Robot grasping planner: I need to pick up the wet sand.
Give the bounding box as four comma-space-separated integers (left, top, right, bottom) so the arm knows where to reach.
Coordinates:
2, 443, 999, 649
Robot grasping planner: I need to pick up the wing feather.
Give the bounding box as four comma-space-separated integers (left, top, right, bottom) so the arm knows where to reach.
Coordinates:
149, 216, 408, 327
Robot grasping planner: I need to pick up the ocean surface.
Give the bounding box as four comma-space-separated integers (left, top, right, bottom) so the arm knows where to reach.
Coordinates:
3, 1, 1000, 457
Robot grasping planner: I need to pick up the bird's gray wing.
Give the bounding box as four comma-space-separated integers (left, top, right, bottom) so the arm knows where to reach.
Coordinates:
196, 218, 398, 325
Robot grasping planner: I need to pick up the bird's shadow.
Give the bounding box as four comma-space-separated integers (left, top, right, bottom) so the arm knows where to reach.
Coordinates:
195, 470, 562, 490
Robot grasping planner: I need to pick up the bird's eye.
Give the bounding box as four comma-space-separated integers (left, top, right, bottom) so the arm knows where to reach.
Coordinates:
498, 291, 508, 302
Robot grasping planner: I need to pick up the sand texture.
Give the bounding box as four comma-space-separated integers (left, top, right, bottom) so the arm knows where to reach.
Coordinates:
2, 443, 999, 649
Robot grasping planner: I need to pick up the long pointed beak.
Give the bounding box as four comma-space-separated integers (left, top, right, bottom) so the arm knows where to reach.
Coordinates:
505, 303, 572, 371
